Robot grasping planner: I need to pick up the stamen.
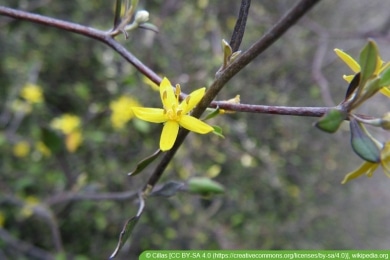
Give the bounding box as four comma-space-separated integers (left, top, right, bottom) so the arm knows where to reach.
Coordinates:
163, 90, 167, 100
177, 109, 182, 116
185, 96, 191, 104
175, 84, 181, 102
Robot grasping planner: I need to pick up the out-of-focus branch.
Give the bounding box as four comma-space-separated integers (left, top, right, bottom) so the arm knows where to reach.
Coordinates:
0, 228, 54, 259
304, 18, 335, 106
45, 190, 138, 206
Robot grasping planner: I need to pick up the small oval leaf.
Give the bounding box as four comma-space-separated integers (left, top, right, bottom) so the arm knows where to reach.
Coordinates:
212, 125, 225, 138
187, 177, 225, 196
379, 66, 390, 87
350, 118, 380, 163
151, 181, 185, 197
314, 109, 347, 133
128, 149, 161, 176
359, 40, 379, 83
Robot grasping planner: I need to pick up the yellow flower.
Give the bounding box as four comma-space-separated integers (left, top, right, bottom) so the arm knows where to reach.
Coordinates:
20, 196, 40, 219
132, 77, 214, 151
110, 95, 140, 129
13, 141, 30, 158
342, 142, 390, 184
0, 211, 5, 227
50, 114, 82, 152
51, 114, 81, 134
36, 141, 51, 157
334, 48, 390, 97
20, 83, 44, 104
66, 130, 82, 153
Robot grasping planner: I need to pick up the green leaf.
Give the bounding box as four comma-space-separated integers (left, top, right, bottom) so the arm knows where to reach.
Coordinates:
128, 149, 161, 176
355, 78, 381, 106
350, 118, 380, 163
151, 181, 185, 197
314, 109, 347, 133
187, 177, 225, 196
109, 192, 144, 259
203, 107, 221, 121
41, 127, 63, 154
359, 40, 379, 83
212, 125, 225, 138
379, 66, 390, 87
109, 215, 139, 259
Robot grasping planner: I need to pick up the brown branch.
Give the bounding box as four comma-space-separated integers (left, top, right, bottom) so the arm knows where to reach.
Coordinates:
229, 0, 251, 52
0, 6, 162, 86
212, 102, 329, 117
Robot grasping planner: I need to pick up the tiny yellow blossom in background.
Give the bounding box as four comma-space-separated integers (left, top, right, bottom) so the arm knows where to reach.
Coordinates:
20, 83, 44, 104
110, 95, 141, 129
20, 196, 40, 219
11, 100, 32, 114
66, 130, 82, 153
13, 141, 30, 158
36, 141, 51, 157
51, 114, 81, 134
50, 114, 83, 152
0, 211, 5, 227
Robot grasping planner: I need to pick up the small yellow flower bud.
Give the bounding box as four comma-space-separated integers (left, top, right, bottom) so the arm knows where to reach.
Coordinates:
134, 10, 149, 24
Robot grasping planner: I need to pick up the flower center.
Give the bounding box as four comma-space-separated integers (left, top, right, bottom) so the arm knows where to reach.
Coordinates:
163, 85, 183, 122
165, 105, 182, 121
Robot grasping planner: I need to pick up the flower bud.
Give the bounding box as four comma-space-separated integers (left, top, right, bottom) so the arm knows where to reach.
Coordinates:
135, 10, 149, 24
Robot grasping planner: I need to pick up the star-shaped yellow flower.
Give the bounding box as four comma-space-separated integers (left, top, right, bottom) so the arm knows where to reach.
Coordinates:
334, 48, 390, 97
132, 77, 214, 151
342, 142, 390, 184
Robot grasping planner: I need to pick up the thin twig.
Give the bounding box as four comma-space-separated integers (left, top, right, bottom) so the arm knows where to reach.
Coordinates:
212, 102, 328, 117
0, 228, 54, 259
229, 0, 251, 52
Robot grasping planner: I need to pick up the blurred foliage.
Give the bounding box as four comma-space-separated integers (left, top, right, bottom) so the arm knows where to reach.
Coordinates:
1, 0, 390, 259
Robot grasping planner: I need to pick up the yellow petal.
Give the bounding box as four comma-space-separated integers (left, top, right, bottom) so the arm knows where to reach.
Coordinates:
179, 115, 214, 134
341, 161, 378, 184
132, 107, 166, 123
180, 87, 205, 114
380, 87, 390, 98
160, 77, 177, 108
334, 48, 360, 73
160, 121, 179, 151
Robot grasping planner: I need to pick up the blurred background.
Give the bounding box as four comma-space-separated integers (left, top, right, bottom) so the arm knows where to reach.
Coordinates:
1, 0, 390, 259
